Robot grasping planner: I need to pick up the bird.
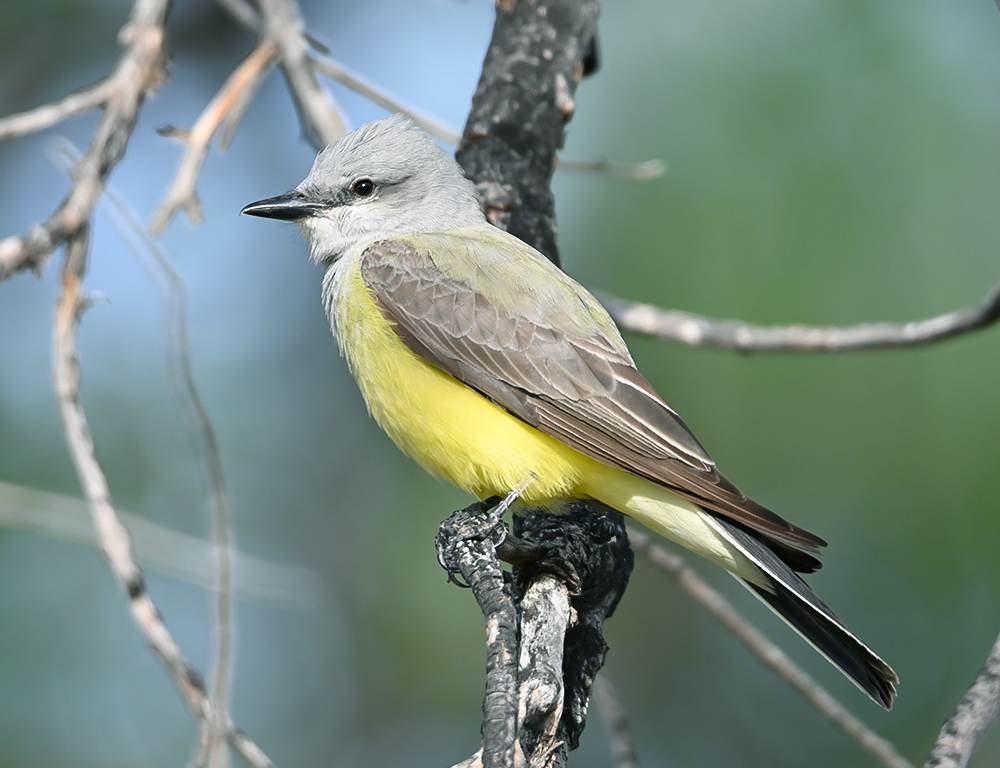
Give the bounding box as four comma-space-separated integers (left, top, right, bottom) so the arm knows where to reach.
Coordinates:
241, 115, 898, 708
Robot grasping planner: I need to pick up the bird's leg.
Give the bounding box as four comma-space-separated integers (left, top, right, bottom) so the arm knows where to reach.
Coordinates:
486, 472, 538, 523
489, 487, 522, 519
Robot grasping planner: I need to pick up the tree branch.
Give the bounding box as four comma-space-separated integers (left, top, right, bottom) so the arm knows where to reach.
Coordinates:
437, 501, 521, 768
0, 78, 117, 141
507, 506, 634, 765
0, 0, 169, 283
253, 0, 347, 149
151, 40, 278, 235
440, 502, 634, 768
517, 574, 573, 767
19, 1, 273, 762
924, 630, 1000, 768
591, 674, 638, 768
456, 0, 600, 263
599, 280, 1000, 352
54, 228, 274, 768
59, 263, 270, 763
113, 158, 240, 768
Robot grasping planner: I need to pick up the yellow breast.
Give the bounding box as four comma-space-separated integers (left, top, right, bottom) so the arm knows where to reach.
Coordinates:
333, 260, 587, 502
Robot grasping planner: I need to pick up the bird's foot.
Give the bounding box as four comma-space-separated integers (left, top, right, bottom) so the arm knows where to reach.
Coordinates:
435, 495, 513, 586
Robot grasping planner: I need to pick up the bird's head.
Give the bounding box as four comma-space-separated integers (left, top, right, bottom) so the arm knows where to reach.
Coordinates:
242, 116, 485, 264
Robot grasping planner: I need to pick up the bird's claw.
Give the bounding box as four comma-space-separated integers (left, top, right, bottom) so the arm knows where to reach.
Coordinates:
435, 491, 519, 584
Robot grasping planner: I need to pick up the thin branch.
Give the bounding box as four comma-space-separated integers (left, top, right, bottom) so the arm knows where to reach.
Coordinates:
0, 0, 169, 283
591, 674, 638, 768
88, 145, 240, 768
215, 0, 262, 36
309, 56, 665, 183
151, 40, 278, 235
310, 55, 460, 144
151, 199, 236, 768
924, 630, 1000, 768
0, 78, 117, 141
54, 229, 274, 768
599, 281, 1000, 352
48, 136, 247, 755
0, 479, 320, 610
52, 136, 241, 767
628, 528, 913, 768
55, 229, 205, 725
36, 16, 270, 753
254, 0, 347, 148
555, 156, 665, 181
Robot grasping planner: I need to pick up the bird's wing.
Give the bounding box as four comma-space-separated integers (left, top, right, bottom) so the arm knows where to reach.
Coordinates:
360, 232, 825, 556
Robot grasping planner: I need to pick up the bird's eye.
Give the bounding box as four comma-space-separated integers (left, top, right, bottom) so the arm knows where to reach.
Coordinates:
350, 178, 375, 198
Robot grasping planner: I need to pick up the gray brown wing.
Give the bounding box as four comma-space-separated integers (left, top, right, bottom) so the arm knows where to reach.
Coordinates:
361, 239, 825, 556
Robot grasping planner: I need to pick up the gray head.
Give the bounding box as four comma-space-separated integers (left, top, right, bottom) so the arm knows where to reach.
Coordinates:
242, 116, 486, 263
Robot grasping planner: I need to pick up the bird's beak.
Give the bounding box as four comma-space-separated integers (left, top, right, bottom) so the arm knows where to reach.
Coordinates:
241, 192, 325, 221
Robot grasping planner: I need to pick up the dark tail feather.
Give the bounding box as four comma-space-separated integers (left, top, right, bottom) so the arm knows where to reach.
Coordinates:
741, 579, 897, 708
708, 516, 898, 709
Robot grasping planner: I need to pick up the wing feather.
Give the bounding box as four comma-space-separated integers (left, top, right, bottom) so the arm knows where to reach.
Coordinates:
361, 234, 825, 556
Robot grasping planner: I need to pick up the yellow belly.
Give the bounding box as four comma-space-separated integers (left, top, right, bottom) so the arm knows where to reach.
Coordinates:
336, 262, 587, 501
333, 260, 754, 575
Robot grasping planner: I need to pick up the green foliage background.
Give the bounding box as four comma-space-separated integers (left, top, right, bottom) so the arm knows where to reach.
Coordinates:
0, 0, 998, 766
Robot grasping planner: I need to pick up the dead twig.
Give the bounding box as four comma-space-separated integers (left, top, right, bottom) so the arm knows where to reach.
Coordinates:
99, 150, 240, 768
924, 630, 1000, 768
151, 40, 278, 235
254, 0, 347, 148
48, 141, 258, 755
33, 2, 270, 762
555, 156, 665, 181
628, 528, 913, 768
0, 79, 117, 141
591, 674, 638, 768
309, 55, 664, 183
53, 227, 274, 768
310, 55, 459, 144
0, 479, 319, 610
437, 502, 521, 768
0, 0, 169, 283
600, 281, 1000, 352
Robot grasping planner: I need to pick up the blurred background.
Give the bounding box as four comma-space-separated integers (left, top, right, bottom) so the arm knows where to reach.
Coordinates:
1, 0, 999, 766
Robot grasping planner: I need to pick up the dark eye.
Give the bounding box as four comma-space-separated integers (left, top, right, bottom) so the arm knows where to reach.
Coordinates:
350, 178, 375, 197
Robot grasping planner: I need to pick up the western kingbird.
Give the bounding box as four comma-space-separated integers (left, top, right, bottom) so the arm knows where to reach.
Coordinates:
242, 116, 897, 708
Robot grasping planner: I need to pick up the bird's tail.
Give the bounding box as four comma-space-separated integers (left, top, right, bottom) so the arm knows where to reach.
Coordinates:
705, 515, 898, 709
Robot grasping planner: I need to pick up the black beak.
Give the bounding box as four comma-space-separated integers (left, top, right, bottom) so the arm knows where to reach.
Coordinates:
241, 192, 325, 221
